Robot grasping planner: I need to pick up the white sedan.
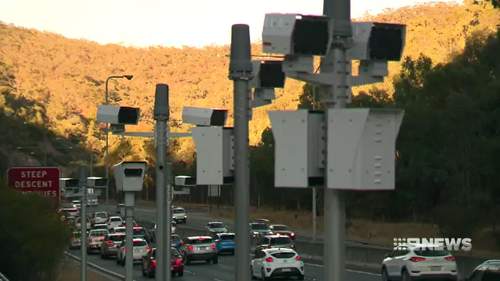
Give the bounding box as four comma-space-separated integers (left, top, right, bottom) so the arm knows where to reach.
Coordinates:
250, 248, 304, 280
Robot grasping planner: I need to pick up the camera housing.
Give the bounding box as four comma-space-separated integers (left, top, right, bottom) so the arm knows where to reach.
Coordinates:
182, 106, 228, 127
113, 161, 147, 192
350, 22, 406, 61
174, 175, 197, 187
87, 177, 108, 188
97, 105, 140, 125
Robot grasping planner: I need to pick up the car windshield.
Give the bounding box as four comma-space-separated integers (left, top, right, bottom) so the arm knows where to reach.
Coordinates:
171, 236, 181, 242
171, 248, 179, 255
271, 237, 293, 245
210, 223, 224, 228
110, 217, 121, 222
91, 230, 109, 237
273, 225, 291, 231
173, 209, 185, 214
134, 228, 146, 235
251, 224, 268, 230
189, 238, 213, 244
220, 234, 235, 240
133, 240, 147, 246
96, 213, 107, 218
271, 252, 295, 258
94, 225, 107, 229
414, 248, 450, 257
109, 235, 125, 241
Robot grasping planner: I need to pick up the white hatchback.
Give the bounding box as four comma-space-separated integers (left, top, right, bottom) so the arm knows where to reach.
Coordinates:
250, 248, 304, 280
381, 243, 458, 281
107, 216, 123, 230
116, 238, 150, 265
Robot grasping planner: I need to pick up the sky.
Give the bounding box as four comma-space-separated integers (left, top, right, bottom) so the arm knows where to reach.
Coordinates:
0, 0, 461, 48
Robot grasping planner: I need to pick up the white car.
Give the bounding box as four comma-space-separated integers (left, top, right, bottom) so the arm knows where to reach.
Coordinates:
113, 227, 126, 234
92, 212, 108, 225
75, 216, 91, 230
381, 243, 458, 281
107, 216, 123, 230
116, 238, 150, 265
93, 224, 108, 231
250, 248, 304, 280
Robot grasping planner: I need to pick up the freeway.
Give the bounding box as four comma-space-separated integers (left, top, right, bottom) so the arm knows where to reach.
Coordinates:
78, 205, 381, 281
67, 248, 380, 281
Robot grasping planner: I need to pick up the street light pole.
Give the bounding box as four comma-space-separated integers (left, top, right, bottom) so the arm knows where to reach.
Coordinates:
105, 75, 133, 206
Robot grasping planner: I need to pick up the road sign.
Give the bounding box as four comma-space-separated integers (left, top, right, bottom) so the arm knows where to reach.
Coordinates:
7, 167, 61, 199
208, 185, 220, 197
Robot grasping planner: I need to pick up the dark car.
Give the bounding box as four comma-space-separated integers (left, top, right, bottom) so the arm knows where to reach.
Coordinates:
142, 247, 184, 278
270, 224, 296, 240
249, 222, 273, 238
133, 227, 151, 244
254, 235, 296, 254
464, 260, 500, 281
171, 234, 183, 250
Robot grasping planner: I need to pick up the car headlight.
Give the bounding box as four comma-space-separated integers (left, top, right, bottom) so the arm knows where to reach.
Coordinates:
184, 215, 187, 218
253, 231, 258, 235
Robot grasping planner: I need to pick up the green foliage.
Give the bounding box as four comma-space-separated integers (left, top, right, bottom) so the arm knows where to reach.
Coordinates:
0, 182, 72, 281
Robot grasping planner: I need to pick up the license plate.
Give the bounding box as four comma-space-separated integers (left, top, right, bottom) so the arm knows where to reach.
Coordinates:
134, 249, 140, 252
282, 269, 291, 272
430, 266, 441, 271
198, 247, 207, 250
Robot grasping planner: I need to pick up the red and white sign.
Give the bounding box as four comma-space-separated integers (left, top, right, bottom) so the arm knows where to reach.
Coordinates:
7, 167, 61, 198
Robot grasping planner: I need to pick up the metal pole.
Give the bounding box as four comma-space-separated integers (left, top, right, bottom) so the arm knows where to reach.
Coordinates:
228, 24, 253, 281
105, 77, 110, 207
90, 153, 93, 177
124, 192, 134, 281
78, 165, 88, 281
164, 162, 172, 280
322, 0, 352, 280
312, 87, 317, 241
154, 83, 170, 281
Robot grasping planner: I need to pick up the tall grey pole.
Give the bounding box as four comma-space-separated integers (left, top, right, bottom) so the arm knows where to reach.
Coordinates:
153, 83, 171, 281
323, 0, 352, 280
164, 162, 172, 279
105, 77, 110, 207
312, 87, 317, 241
124, 192, 135, 281
228, 24, 253, 281
90, 153, 93, 177
78, 165, 88, 281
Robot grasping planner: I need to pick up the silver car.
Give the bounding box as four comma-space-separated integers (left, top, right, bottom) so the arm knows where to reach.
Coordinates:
112, 226, 126, 234
107, 216, 123, 230
100, 233, 125, 258
179, 236, 218, 265
87, 229, 109, 254
93, 224, 108, 231
172, 208, 187, 224
69, 230, 82, 249
92, 212, 108, 225
75, 216, 91, 230
206, 222, 228, 234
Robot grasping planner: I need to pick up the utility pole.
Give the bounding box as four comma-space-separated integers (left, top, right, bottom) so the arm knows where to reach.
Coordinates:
154, 83, 171, 281
124, 192, 134, 281
78, 165, 88, 281
312, 86, 317, 241
322, 0, 352, 279
228, 24, 253, 281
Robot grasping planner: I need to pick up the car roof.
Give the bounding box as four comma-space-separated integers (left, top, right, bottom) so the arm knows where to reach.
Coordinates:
173, 207, 185, 210
114, 227, 125, 229
134, 226, 144, 229
95, 211, 107, 215
133, 238, 146, 241
270, 224, 288, 227
94, 224, 107, 226
109, 216, 122, 219
108, 233, 124, 236
188, 236, 212, 239
262, 248, 296, 254
266, 235, 292, 239
208, 221, 223, 224
218, 232, 235, 236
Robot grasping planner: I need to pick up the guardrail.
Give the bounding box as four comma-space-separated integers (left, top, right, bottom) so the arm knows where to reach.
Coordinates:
0, 272, 9, 281
65, 252, 127, 281
137, 219, 486, 278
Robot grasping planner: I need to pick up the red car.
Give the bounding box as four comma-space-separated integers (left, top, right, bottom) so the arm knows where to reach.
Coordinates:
269, 224, 296, 240
141, 247, 184, 278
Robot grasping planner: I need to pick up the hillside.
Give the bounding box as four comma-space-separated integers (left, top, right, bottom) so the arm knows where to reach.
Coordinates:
0, 0, 498, 170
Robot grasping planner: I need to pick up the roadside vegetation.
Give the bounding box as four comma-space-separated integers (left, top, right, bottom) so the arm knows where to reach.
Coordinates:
0, 182, 71, 281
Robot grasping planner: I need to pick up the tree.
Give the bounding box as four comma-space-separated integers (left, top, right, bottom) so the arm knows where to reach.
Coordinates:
0, 184, 71, 281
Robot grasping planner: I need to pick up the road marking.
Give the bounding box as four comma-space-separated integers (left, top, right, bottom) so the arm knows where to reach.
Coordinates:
214, 279, 225, 281
184, 269, 196, 275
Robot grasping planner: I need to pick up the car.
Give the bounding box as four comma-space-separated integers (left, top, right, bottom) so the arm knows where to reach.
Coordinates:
100, 233, 126, 259
75, 216, 91, 230
60, 207, 79, 217
381, 244, 458, 281
253, 218, 270, 225
91, 212, 108, 225
206, 222, 228, 234
87, 196, 98, 207
172, 221, 177, 233
116, 203, 125, 214
132, 227, 151, 244
65, 216, 77, 228
107, 216, 123, 230
112, 226, 126, 234
179, 236, 218, 265
254, 235, 297, 253
93, 224, 108, 231
86, 229, 109, 254
249, 222, 273, 238
251, 248, 304, 280
122, 219, 138, 228
69, 230, 82, 249
464, 260, 500, 281
270, 224, 296, 240
72, 200, 81, 209
172, 207, 187, 224
214, 233, 235, 255
142, 247, 184, 278
171, 234, 183, 250
116, 238, 150, 266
